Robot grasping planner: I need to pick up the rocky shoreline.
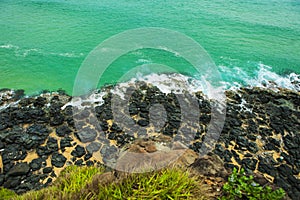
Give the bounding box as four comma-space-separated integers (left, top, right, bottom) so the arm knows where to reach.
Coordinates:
0, 85, 299, 199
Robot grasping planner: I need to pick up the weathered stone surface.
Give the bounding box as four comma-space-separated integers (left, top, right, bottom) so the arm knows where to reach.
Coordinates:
30, 158, 44, 171
56, 125, 72, 137
71, 145, 86, 158
7, 163, 30, 176
75, 127, 97, 143
191, 154, 228, 178
86, 142, 101, 154
0, 85, 299, 198
51, 153, 66, 168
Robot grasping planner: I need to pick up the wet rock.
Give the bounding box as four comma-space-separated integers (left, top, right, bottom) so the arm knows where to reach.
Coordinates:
63, 105, 73, 116
71, 145, 86, 158
86, 160, 94, 166
241, 158, 257, 171
257, 156, 277, 178
46, 137, 58, 153
86, 142, 101, 154
0, 123, 7, 131
284, 135, 299, 150
137, 119, 149, 127
268, 137, 281, 147
107, 132, 116, 140
56, 125, 72, 137
3, 176, 21, 189
60, 136, 73, 151
75, 127, 97, 143
33, 97, 46, 107
2, 144, 27, 163
84, 153, 93, 161
26, 124, 50, 147
30, 158, 44, 171
277, 164, 293, 178
74, 159, 83, 166
0, 174, 4, 185
110, 123, 122, 133
50, 113, 64, 126
99, 121, 109, 131
265, 142, 279, 151
43, 167, 53, 174
51, 153, 67, 168
7, 162, 30, 176
236, 136, 248, 147
36, 146, 51, 157
247, 134, 257, 141
191, 154, 228, 178
247, 142, 259, 153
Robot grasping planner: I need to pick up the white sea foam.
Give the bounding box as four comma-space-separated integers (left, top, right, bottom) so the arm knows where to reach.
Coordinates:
1, 43, 84, 58
63, 62, 300, 110
0, 44, 19, 49
62, 90, 107, 110
158, 46, 181, 57
0, 90, 20, 111
56, 52, 85, 58
219, 63, 300, 92
136, 59, 152, 64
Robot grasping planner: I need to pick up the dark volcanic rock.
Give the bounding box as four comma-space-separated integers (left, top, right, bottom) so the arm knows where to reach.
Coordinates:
71, 145, 86, 158
50, 113, 64, 126
1, 85, 299, 197
60, 136, 73, 151
0, 174, 4, 186
46, 137, 58, 153
25, 124, 50, 147
241, 158, 258, 171
74, 159, 83, 166
51, 153, 67, 168
75, 127, 97, 143
86, 142, 101, 154
7, 162, 30, 176
33, 97, 46, 107
43, 167, 53, 174
3, 176, 21, 189
56, 125, 72, 137
30, 158, 44, 171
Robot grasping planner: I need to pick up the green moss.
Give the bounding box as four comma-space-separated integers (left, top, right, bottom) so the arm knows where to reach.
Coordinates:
0, 187, 17, 200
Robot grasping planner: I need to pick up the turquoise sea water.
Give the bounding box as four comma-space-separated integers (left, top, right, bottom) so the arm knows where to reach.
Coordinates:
1, 0, 300, 95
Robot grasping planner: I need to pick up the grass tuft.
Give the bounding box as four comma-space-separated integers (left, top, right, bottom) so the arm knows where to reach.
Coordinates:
12, 166, 104, 200
0, 187, 17, 199
3, 166, 207, 200
92, 168, 205, 200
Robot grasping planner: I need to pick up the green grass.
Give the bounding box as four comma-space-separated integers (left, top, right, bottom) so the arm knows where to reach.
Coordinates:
93, 168, 205, 200
1, 166, 287, 200
1, 166, 207, 200
0, 187, 17, 199
13, 166, 104, 200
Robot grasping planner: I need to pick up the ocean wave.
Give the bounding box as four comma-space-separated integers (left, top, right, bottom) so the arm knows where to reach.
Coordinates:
219, 63, 300, 92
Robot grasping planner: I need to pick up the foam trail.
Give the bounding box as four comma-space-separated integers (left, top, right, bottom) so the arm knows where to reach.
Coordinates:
219, 63, 300, 92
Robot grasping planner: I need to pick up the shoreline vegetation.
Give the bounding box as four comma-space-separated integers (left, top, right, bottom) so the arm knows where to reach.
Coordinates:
0, 83, 299, 199
0, 165, 287, 200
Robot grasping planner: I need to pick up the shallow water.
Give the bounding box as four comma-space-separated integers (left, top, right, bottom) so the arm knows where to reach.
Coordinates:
1, 0, 299, 94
